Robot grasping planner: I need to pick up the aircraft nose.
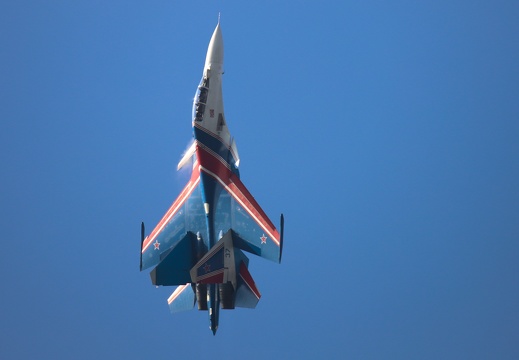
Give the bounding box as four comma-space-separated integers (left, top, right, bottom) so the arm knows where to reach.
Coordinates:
204, 22, 224, 70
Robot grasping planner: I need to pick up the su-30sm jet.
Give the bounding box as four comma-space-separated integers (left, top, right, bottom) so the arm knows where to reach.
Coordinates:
140, 21, 284, 335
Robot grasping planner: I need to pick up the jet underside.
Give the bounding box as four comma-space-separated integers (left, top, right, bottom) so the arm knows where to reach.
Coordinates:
140, 21, 283, 335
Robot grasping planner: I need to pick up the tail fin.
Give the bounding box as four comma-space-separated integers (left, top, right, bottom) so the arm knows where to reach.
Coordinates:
190, 230, 235, 284
189, 230, 262, 309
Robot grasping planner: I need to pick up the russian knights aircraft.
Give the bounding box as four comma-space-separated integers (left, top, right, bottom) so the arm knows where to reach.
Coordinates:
140, 21, 284, 335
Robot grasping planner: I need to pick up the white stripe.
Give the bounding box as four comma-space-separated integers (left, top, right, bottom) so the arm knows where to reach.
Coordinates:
194, 123, 238, 163
168, 284, 189, 304
239, 273, 260, 299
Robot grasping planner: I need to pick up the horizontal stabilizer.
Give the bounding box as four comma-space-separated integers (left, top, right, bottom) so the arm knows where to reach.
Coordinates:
168, 284, 196, 313
235, 261, 261, 309
150, 232, 196, 286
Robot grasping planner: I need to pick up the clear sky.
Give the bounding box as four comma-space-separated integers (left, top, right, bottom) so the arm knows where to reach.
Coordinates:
1, 1, 518, 359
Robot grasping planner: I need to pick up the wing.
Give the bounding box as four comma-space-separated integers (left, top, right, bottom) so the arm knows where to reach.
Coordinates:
197, 139, 284, 263
227, 173, 283, 263
140, 166, 204, 271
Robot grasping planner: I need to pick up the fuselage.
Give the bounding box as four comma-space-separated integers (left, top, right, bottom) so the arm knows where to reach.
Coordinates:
191, 22, 232, 335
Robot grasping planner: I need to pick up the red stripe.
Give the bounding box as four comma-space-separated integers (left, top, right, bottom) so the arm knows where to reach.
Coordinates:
197, 272, 224, 284
239, 262, 261, 299
193, 123, 239, 162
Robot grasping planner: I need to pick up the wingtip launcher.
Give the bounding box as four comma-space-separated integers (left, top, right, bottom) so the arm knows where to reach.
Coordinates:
140, 222, 145, 271
279, 214, 284, 263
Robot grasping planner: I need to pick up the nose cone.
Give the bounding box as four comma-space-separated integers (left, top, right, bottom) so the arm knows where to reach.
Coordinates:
204, 23, 224, 72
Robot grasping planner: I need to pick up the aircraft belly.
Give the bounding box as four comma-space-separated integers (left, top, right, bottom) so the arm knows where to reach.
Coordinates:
140, 21, 283, 335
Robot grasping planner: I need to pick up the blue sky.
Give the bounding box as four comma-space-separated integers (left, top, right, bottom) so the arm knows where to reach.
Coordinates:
1, 1, 518, 359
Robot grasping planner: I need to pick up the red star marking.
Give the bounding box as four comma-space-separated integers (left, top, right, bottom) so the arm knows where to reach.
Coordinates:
260, 234, 267, 244
203, 263, 211, 273
153, 240, 160, 250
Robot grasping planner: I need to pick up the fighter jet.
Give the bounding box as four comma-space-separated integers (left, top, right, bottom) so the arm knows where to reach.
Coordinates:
140, 20, 284, 335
